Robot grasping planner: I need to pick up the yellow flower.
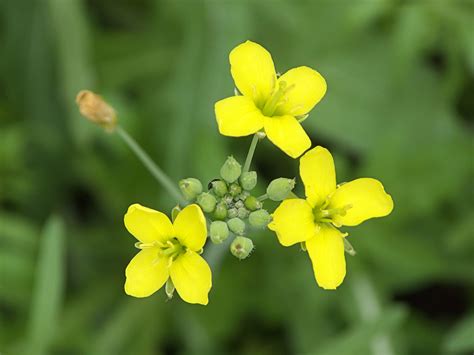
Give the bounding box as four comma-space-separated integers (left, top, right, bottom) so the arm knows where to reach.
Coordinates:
123, 203, 212, 305
215, 40, 327, 158
268, 146, 393, 289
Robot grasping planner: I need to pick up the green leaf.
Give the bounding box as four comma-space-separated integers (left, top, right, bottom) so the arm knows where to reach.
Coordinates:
444, 313, 474, 353
312, 306, 407, 355
25, 215, 65, 355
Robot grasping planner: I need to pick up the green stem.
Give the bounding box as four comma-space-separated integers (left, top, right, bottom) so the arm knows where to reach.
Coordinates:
242, 134, 259, 173
115, 126, 185, 204
257, 193, 269, 201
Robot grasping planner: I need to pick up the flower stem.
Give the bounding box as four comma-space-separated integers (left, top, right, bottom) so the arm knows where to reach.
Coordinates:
242, 134, 260, 173
257, 193, 269, 201
115, 125, 185, 204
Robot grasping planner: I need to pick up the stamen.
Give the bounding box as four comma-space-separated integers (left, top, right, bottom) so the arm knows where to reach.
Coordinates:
313, 203, 353, 225
261, 81, 294, 116
134, 241, 159, 249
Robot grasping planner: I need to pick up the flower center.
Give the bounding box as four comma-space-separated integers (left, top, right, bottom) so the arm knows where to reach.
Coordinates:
135, 237, 185, 260
312, 199, 352, 228
261, 81, 294, 117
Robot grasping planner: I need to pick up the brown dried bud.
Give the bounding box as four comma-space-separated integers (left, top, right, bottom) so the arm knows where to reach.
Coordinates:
76, 90, 117, 131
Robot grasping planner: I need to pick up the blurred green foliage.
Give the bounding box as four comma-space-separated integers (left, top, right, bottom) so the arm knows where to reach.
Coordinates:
1, 0, 473, 354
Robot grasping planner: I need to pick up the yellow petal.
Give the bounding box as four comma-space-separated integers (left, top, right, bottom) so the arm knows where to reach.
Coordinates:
230, 40, 276, 107
300, 146, 336, 207
264, 115, 311, 158
124, 249, 169, 298
268, 198, 316, 246
173, 204, 207, 251
170, 251, 212, 305
329, 178, 394, 226
306, 225, 345, 290
124, 204, 174, 243
275, 66, 327, 116
215, 96, 264, 137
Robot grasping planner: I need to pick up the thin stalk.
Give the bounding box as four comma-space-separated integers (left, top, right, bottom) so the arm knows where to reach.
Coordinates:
242, 134, 259, 173
257, 193, 269, 202
115, 126, 184, 204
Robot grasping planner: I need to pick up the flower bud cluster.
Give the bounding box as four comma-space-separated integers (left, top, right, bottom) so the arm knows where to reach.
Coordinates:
179, 156, 274, 260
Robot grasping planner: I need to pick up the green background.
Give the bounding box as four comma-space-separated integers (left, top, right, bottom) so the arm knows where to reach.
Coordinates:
1, 0, 473, 354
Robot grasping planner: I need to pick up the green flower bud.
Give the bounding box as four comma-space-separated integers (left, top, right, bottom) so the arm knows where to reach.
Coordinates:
227, 208, 238, 219
237, 207, 249, 219
179, 178, 203, 200
230, 236, 254, 260
211, 179, 228, 197
240, 171, 257, 190
171, 205, 181, 222
213, 202, 228, 220
244, 195, 262, 211
249, 209, 271, 228
238, 191, 250, 201
224, 195, 233, 205
197, 192, 216, 213
227, 217, 246, 235
234, 200, 244, 209
210, 221, 229, 244
220, 156, 242, 183
229, 183, 242, 197
266, 178, 295, 201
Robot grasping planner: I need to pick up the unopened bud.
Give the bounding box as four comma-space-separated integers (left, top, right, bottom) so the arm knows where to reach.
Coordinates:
267, 178, 295, 201
213, 202, 228, 220
224, 195, 233, 205
237, 207, 249, 219
211, 180, 228, 197
76, 90, 117, 131
238, 191, 250, 201
230, 236, 254, 260
179, 178, 203, 200
229, 183, 242, 197
210, 221, 229, 244
220, 156, 242, 183
197, 192, 216, 213
249, 209, 271, 228
244, 195, 262, 211
227, 217, 246, 235
234, 200, 244, 209
227, 208, 238, 219
240, 171, 257, 191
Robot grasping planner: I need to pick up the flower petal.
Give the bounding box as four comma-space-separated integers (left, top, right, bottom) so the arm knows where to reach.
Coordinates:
173, 204, 207, 251
300, 146, 336, 207
230, 40, 277, 107
306, 225, 346, 290
275, 66, 327, 116
264, 115, 311, 158
124, 204, 174, 243
268, 198, 316, 246
124, 249, 169, 298
170, 251, 212, 305
329, 178, 394, 226
215, 96, 264, 137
